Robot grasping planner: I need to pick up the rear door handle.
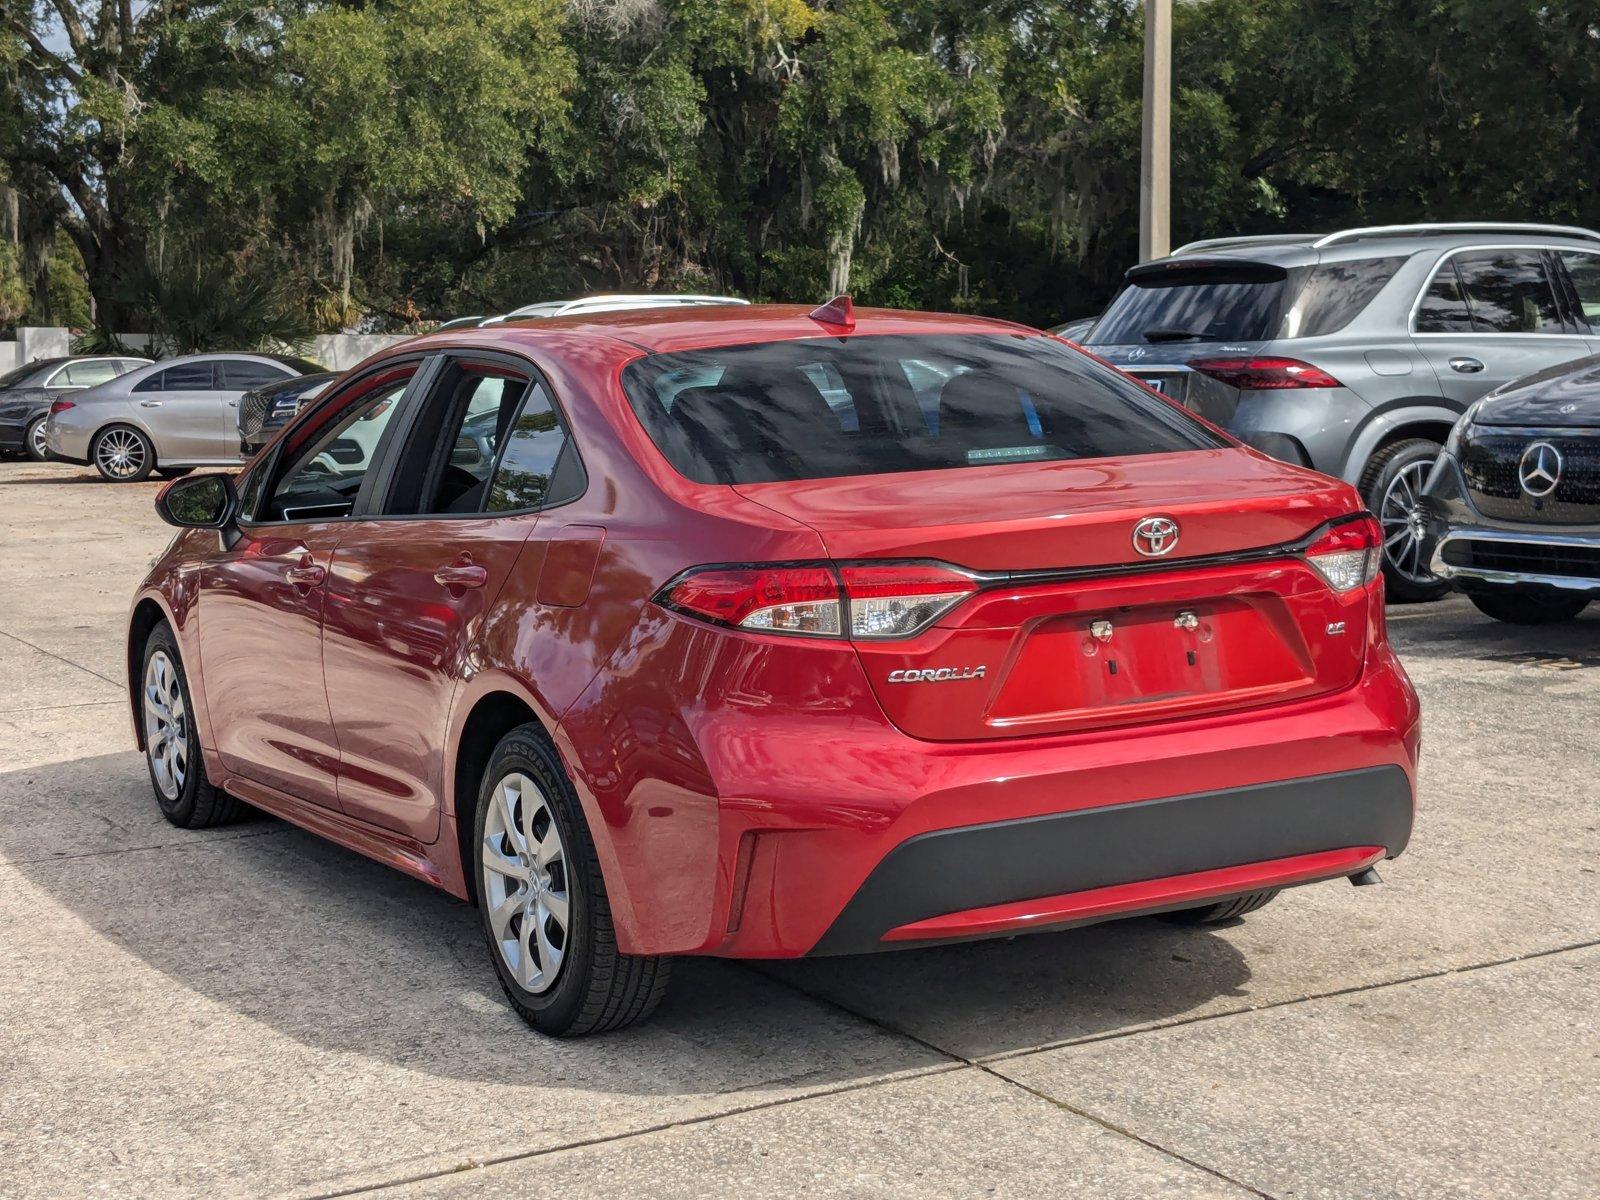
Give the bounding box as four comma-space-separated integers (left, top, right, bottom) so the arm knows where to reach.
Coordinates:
1449, 356, 1485, 374
434, 556, 488, 590
139, 400, 163, 407
285, 557, 326, 589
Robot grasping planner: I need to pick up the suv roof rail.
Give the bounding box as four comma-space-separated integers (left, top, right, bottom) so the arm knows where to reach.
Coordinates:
1311, 222, 1600, 248
1170, 234, 1318, 256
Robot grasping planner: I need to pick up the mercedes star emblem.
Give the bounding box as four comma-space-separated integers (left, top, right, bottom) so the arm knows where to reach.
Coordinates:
1518, 442, 1563, 498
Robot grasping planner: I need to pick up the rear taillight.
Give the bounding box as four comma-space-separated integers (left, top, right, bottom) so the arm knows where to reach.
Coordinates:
1304, 516, 1382, 592
1189, 356, 1342, 390
662, 566, 841, 636
49, 399, 76, 415
837, 563, 977, 639
659, 562, 977, 640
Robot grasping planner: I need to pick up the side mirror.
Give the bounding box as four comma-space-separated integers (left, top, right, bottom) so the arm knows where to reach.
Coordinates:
156, 472, 238, 529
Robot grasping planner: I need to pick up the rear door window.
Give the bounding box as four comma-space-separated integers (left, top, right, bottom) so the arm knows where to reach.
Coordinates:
1558, 251, 1600, 329
1087, 263, 1292, 345
1417, 250, 1565, 334
134, 362, 216, 393
621, 334, 1224, 484
60, 361, 121, 387
1414, 262, 1474, 332
222, 360, 294, 389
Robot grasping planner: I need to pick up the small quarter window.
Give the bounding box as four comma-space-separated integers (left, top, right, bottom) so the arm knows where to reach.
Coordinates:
487, 384, 582, 512
1283, 256, 1406, 338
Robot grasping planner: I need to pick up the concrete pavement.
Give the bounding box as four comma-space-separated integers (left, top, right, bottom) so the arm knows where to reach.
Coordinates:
0, 459, 1595, 1199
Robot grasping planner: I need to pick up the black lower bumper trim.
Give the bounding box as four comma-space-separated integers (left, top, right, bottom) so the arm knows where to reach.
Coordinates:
810, 765, 1413, 956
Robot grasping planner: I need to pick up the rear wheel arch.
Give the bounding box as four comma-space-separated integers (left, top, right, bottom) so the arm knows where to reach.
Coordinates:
1338, 403, 1458, 484
452, 690, 547, 903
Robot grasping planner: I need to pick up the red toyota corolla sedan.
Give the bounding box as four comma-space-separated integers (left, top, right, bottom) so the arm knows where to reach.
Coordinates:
130, 300, 1420, 1036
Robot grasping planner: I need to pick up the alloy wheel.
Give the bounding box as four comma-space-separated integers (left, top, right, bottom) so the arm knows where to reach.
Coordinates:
480, 771, 571, 995
27, 418, 47, 459
1378, 459, 1435, 585
143, 650, 188, 801
96, 428, 147, 479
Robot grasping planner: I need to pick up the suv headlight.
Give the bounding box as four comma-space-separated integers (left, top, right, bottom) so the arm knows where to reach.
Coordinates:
1444, 400, 1485, 458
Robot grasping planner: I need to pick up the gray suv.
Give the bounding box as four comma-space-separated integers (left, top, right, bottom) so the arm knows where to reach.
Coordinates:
1083, 222, 1600, 599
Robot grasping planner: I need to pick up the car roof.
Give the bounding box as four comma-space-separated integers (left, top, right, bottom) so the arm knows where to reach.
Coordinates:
402, 303, 1039, 358
1150, 223, 1600, 273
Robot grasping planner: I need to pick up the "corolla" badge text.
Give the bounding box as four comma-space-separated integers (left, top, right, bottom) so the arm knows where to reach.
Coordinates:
886, 666, 988, 683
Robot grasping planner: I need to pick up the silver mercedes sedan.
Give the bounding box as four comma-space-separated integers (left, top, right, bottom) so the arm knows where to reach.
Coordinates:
43, 352, 323, 481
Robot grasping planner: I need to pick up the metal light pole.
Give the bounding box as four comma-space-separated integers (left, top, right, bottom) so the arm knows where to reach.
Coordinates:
1139, 0, 1173, 262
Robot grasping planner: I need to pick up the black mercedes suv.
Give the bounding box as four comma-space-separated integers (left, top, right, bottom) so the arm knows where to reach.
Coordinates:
1421, 353, 1600, 623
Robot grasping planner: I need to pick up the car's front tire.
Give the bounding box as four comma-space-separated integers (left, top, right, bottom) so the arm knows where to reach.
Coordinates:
140, 622, 244, 828
1159, 888, 1280, 925
24, 415, 50, 462
473, 723, 671, 1036
92, 424, 156, 482
1361, 438, 1451, 603
1467, 590, 1590, 625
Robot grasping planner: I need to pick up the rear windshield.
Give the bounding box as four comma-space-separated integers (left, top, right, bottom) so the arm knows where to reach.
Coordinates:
1089, 263, 1292, 345
619, 333, 1225, 484
1089, 256, 1405, 346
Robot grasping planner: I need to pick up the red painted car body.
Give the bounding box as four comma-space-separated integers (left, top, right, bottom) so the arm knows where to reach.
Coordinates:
129, 305, 1420, 959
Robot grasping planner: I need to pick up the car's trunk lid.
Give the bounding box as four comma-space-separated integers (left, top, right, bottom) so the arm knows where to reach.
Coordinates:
735, 450, 1369, 741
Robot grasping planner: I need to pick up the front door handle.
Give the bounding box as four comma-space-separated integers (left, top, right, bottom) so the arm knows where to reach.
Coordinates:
1449, 356, 1485, 374
434, 555, 488, 590
139, 400, 163, 407
285, 557, 326, 589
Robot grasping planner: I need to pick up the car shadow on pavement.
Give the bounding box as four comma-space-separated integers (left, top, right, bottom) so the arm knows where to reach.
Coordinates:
2, 751, 1256, 1091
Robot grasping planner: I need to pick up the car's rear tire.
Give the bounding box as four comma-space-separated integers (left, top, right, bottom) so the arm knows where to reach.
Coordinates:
472, 723, 671, 1036
92, 424, 155, 482
1361, 438, 1450, 603
140, 623, 245, 828
1467, 590, 1590, 625
24, 415, 50, 461
1159, 888, 1280, 925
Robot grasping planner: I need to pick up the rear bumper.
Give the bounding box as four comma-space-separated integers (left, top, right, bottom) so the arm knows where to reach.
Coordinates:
811, 765, 1409, 954
560, 607, 1420, 959
41, 420, 91, 465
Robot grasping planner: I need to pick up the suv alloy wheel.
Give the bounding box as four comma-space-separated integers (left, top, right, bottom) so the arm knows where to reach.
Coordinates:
1361, 438, 1451, 602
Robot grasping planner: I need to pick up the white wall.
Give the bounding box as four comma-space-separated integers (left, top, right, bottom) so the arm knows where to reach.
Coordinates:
310, 333, 409, 371
0, 328, 411, 374
0, 327, 71, 371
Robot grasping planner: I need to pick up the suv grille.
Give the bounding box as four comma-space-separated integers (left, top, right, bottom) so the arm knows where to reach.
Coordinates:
1442, 538, 1600, 580
1460, 430, 1600, 524
237, 389, 273, 442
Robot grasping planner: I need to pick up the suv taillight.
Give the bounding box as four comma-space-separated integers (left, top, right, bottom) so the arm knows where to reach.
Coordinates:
1189, 356, 1342, 390
1304, 516, 1382, 592
659, 562, 977, 640
49, 399, 76, 415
